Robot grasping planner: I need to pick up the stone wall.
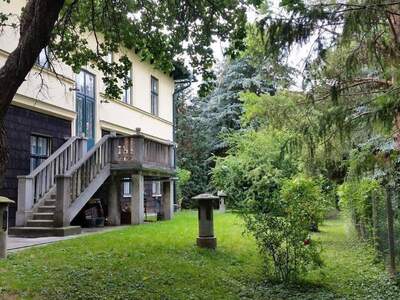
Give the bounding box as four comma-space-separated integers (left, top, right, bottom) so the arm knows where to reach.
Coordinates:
0, 105, 71, 225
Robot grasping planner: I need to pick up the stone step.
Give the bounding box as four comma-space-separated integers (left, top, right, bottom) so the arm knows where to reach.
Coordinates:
33, 212, 54, 220
37, 205, 56, 213
44, 199, 56, 206
26, 219, 54, 227
50, 193, 56, 200
8, 226, 82, 238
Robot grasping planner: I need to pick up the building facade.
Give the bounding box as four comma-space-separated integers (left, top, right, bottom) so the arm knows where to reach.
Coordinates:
0, 0, 177, 236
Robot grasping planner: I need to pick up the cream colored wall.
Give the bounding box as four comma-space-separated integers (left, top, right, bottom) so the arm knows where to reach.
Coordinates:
0, 0, 76, 131
0, 0, 174, 142
84, 32, 175, 141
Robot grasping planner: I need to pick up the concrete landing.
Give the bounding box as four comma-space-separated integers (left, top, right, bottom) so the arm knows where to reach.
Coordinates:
7, 226, 129, 251
8, 226, 81, 238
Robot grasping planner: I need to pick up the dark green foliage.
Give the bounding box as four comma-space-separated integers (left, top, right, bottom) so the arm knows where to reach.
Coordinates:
201, 57, 276, 154
175, 89, 210, 208
257, 1, 400, 144
3, 0, 262, 99
176, 55, 278, 207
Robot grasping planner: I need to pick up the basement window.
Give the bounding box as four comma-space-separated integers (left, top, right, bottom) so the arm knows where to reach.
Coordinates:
30, 135, 51, 171
122, 179, 132, 198
152, 181, 161, 197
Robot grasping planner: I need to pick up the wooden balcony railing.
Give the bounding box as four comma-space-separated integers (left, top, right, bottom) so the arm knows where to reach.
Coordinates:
111, 134, 175, 170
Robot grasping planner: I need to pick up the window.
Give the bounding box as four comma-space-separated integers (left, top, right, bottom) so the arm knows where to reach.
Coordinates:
36, 47, 50, 68
122, 179, 132, 197
151, 76, 159, 116
75, 70, 96, 145
122, 69, 132, 104
30, 135, 51, 171
105, 52, 113, 64
152, 181, 161, 197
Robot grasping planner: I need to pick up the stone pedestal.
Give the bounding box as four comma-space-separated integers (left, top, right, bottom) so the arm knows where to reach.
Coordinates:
0, 197, 14, 259
218, 191, 226, 213
192, 193, 219, 249
131, 174, 144, 225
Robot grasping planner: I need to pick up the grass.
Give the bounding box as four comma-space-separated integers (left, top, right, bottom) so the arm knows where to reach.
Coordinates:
0, 211, 399, 299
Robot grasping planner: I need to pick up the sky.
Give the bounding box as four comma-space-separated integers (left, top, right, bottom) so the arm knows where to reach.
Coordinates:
207, 1, 314, 91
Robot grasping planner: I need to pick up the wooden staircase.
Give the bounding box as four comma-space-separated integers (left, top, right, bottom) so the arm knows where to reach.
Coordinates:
9, 131, 175, 238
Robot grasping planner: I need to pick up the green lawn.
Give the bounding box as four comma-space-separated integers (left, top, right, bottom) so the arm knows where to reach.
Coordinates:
0, 211, 399, 299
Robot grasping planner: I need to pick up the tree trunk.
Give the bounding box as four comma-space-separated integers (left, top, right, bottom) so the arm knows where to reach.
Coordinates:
387, 5, 400, 47
0, 0, 65, 186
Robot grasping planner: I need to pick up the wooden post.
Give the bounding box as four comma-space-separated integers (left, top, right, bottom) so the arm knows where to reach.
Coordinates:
16, 176, 34, 226
55, 175, 71, 227
371, 191, 379, 250
386, 182, 397, 277
133, 128, 144, 163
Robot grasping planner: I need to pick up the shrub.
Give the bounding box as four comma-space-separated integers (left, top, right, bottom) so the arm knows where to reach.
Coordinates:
212, 129, 325, 281
176, 168, 191, 206
281, 176, 330, 231
245, 176, 324, 282
338, 178, 384, 241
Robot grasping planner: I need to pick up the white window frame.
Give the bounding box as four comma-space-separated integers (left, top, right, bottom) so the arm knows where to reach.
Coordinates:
151, 76, 159, 116
122, 68, 132, 104
122, 179, 131, 198
152, 181, 161, 197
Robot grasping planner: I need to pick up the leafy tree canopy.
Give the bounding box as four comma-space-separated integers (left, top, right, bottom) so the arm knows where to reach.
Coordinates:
0, 0, 263, 99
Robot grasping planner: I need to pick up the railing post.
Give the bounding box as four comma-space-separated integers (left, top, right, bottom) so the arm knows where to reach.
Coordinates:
16, 176, 34, 226
79, 137, 88, 159
169, 145, 175, 168
55, 175, 72, 227
133, 128, 144, 163
110, 132, 118, 163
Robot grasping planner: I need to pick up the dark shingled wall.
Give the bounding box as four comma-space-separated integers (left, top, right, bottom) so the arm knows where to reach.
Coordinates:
0, 105, 71, 226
